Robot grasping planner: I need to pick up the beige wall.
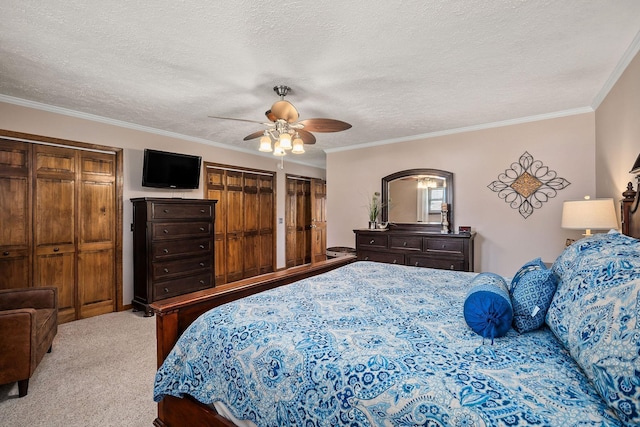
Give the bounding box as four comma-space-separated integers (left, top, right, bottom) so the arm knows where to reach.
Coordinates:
327, 113, 596, 276
596, 50, 640, 202
0, 101, 325, 306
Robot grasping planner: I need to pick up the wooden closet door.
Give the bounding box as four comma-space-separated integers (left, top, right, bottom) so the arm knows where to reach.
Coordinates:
77, 151, 116, 319
258, 175, 274, 274
206, 168, 226, 285
310, 179, 327, 263
0, 140, 32, 290
243, 173, 260, 278
33, 145, 77, 323
296, 180, 311, 265
285, 178, 298, 268
225, 171, 244, 283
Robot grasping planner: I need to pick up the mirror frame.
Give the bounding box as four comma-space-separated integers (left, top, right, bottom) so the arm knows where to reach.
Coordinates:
381, 168, 454, 232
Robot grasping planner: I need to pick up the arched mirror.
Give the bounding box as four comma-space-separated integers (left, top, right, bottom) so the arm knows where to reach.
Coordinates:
381, 169, 454, 232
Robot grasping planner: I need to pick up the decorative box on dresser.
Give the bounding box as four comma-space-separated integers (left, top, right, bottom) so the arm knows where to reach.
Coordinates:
131, 198, 217, 316
354, 229, 475, 272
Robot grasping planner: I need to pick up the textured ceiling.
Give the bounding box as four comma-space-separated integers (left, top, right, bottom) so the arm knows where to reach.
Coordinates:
1, 1, 640, 168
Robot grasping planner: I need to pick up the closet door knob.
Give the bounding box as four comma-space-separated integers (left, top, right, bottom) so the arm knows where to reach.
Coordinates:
53, 247, 60, 252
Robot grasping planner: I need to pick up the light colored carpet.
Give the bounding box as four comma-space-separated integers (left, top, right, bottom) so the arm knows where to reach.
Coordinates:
0, 310, 157, 427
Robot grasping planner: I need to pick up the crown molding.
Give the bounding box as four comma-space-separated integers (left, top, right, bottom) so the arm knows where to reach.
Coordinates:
0, 94, 322, 169
325, 107, 594, 153
591, 30, 640, 109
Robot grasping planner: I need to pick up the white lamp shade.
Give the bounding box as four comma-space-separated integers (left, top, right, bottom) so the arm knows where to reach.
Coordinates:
272, 140, 286, 157
561, 198, 618, 233
278, 133, 292, 150
258, 135, 272, 152
291, 137, 305, 154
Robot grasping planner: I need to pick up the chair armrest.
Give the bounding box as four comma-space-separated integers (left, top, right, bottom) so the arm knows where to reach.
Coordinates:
0, 309, 37, 382
0, 287, 58, 311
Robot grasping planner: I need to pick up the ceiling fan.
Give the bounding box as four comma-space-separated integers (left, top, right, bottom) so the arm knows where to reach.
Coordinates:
208, 85, 351, 155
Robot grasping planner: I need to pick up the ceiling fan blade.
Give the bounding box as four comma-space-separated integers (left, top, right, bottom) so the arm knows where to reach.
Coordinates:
299, 118, 352, 132
297, 130, 316, 145
268, 100, 299, 123
243, 130, 265, 141
208, 115, 264, 124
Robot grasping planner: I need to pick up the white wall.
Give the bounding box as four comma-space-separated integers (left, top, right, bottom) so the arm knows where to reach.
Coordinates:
596, 50, 640, 201
0, 101, 325, 307
327, 113, 596, 276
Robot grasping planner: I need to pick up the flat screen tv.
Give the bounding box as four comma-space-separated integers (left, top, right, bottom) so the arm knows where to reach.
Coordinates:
142, 149, 202, 189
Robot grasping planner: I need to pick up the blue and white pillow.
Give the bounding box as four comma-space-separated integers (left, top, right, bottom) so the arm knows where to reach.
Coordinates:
546, 231, 640, 425
463, 272, 512, 343
510, 259, 557, 333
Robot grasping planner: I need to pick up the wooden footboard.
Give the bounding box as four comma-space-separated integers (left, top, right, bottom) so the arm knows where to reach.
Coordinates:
150, 256, 356, 427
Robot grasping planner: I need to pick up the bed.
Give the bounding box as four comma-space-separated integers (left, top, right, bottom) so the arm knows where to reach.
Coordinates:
151, 182, 640, 427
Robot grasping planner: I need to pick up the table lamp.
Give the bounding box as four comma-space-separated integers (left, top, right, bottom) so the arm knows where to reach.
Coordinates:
561, 196, 618, 236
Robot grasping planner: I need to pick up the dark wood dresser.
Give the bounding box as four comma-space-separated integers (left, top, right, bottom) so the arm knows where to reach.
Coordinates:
354, 229, 475, 272
131, 198, 217, 316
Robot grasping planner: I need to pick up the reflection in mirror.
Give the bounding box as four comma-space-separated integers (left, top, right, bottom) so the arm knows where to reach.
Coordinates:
382, 169, 453, 231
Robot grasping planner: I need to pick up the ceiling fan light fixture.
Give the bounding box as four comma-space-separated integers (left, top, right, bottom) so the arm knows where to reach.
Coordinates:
278, 132, 292, 150
292, 135, 305, 154
258, 134, 272, 152
273, 140, 286, 157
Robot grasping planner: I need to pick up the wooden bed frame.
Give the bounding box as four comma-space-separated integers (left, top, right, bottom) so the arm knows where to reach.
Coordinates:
151, 181, 640, 427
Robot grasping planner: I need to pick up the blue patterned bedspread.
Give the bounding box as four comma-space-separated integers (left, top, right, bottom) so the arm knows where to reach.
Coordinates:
154, 261, 622, 426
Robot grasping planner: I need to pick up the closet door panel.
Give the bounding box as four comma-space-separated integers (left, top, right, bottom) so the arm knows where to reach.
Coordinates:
36, 251, 75, 323
78, 151, 116, 317
34, 145, 77, 321
258, 175, 274, 274
243, 174, 259, 278
0, 140, 31, 289
78, 248, 115, 318
225, 171, 244, 282
207, 167, 226, 285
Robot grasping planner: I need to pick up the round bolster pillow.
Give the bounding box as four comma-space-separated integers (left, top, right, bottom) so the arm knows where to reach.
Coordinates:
463, 272, 513, 342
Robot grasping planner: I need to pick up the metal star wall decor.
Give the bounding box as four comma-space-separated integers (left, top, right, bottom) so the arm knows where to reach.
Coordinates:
488, 151, 570, 218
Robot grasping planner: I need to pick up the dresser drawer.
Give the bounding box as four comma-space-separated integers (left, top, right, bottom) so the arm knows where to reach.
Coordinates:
151, 256, 211, 280
389, 235, 422, 251
357, 233, 388, 249
425, 238, 464, 254
408, 255, 464, 271
151, 203, 213, 220
358, 251, 404, 265
151, 238, 213, 260
151, 222, 212, 240
153, 273, 213, 300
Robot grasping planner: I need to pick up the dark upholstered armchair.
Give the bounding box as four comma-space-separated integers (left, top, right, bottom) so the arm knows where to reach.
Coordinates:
0, 287, 58, 397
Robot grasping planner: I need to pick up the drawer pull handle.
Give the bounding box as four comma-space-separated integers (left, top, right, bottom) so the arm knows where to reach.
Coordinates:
364, 256, 369, 260
393, 259, 397, 264
450, 265, 455, 270
163, 249, 169, 253
199, 227, 205, 231
53, 247, 60, 252
163, 209, 169, 213
199, 262, 205, 267
200, 209, 205, 213
199, 280, 205, 285
369, 239, 375, 244
415, 262, 419, 266
442, 244, 446, 249
199, 245, 205, 249
164, 287, 169, 293
2, 251, 9, 256
163, 229, 169, 234
163, 268, 169, 273
403, 241, 407, 246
